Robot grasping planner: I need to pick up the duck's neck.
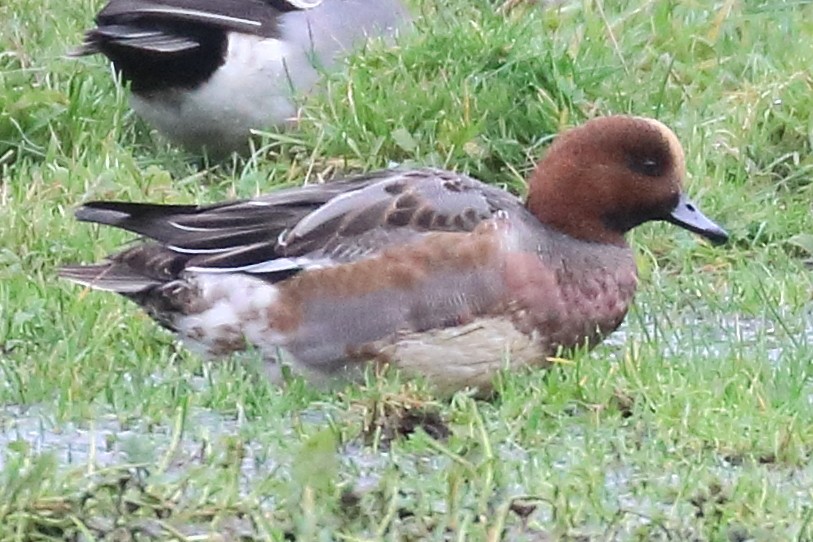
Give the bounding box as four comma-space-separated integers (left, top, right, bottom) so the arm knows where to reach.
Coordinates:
525, 184, 629, 248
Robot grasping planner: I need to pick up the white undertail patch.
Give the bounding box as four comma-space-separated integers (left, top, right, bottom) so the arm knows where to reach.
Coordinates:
174, 273, 283, 356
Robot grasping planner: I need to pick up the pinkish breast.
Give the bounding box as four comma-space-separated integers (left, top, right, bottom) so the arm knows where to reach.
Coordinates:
503, 241, 638, 355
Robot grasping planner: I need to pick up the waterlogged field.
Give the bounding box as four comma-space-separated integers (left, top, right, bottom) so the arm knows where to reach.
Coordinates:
2, 0, 813, 540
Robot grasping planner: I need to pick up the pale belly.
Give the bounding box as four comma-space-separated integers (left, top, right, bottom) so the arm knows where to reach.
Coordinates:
367, 318, 549, 394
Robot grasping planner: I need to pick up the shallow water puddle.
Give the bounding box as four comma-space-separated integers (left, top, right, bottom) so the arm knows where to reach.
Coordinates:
0, 405, 276, 475
612, 305, 813, 362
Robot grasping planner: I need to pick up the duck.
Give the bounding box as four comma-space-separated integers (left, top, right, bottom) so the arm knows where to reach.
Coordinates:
59, 115, 729, 394
73, 0, 410, 155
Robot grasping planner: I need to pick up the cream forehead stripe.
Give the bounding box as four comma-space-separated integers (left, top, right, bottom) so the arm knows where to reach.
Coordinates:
636, 116, 687, 180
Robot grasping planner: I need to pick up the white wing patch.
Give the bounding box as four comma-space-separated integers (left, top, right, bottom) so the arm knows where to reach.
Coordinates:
186, 256, 333, 274
132, 7, 262, 28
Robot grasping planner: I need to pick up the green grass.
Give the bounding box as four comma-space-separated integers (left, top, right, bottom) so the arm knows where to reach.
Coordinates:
2, 0, 813, 539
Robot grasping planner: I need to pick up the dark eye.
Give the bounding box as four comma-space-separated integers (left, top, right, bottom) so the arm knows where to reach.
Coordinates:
629, 156, 664, 177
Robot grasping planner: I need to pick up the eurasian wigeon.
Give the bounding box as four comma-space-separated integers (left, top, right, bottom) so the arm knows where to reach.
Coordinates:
60, 115, 728, 393
73, 0, 410, 155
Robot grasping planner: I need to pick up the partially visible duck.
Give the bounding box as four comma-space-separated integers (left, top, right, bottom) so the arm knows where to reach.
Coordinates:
73, 0, 410, 154
60, 115, 728, 394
